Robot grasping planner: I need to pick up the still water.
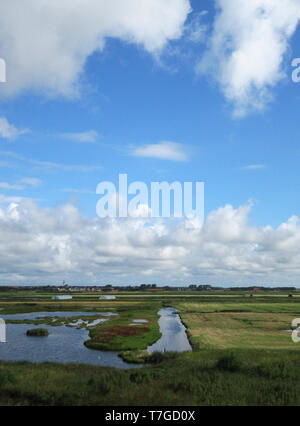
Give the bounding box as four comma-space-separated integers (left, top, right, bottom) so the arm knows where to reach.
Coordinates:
0, 311, 139, 369
0, 308, 191, 368
147, 308, 192, 353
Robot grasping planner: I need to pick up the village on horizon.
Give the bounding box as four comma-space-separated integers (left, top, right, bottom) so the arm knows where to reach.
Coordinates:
0, 283, 298, 293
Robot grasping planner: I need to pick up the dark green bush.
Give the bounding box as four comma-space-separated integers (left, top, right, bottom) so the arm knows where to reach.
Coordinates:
26, 328, 49, 337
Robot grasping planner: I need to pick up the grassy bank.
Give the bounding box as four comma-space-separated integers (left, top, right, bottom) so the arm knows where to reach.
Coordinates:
85, 304, 161, 351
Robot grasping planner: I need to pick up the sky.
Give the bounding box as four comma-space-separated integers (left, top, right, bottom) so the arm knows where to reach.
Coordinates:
1, 0, 300, 286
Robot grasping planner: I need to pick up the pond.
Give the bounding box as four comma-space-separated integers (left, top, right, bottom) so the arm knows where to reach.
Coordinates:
52, 295, 72, 300
0, 308, 191, 368
0, 311, 117, 321
100, 295, 116, 300
0, 311, 140, 369
147, 307, 192, 353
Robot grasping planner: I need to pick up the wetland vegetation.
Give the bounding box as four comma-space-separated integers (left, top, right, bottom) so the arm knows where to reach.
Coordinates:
0, 289, 300, 405
26, 328, 49, 337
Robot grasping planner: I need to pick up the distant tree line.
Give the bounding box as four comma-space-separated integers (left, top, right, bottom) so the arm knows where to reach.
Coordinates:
0, 284, 297, 292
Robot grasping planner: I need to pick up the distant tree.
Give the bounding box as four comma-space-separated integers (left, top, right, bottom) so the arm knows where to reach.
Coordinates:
189, 285, 197, 290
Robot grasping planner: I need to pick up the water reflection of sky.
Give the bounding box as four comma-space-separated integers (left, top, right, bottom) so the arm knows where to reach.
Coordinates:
0, 308, 192, 368
0, 312, 140, 369
1, 311, 116, 320
147, 308, 192, 353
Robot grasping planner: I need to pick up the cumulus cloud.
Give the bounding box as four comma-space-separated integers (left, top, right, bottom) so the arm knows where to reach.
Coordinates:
0, 117, 28, 140
198, 0, 300, 116
132, 141, 188, 162
0, 198, 300, 285
0, 0, 191, 97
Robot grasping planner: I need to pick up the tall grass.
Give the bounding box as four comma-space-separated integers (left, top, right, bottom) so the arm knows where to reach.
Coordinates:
1, 350, 300, 406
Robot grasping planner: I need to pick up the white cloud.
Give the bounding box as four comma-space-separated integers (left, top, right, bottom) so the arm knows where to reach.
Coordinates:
30, 159, 101, 173
0, 0, 191, 98
0, 195, 27, 204
0, 182, 25, 191
0, 178, 41, 191
0, 199, 300, 285
0, 117, 28, 140
242, 164, 266, 170
132, 141, 188, 162
60, 130, 100, 143
0, 161, 16, 168
0, 150, 101, 173
18, 178, 42, 187
198, 0, 300, 116
185, 11, 208, 43
61, 188, 94, 194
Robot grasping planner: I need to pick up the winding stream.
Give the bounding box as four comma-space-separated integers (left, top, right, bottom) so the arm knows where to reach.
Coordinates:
147, 307, 192, 353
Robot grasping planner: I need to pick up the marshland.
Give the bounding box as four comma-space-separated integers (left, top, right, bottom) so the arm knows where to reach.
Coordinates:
0, 288, 300, 405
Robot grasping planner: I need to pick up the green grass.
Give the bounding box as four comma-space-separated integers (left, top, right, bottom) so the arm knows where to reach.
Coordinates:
2, 291, 300, 405
7, 314, 112, 328
1, 350, 300, 405
85, 304, 161, 351
1, 300, 162, 354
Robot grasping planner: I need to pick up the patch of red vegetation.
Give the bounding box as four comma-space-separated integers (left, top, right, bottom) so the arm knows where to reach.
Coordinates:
100, 325, 150, 342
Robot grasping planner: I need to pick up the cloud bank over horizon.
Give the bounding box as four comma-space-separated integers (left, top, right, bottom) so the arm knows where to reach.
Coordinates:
0, 198, 299, 286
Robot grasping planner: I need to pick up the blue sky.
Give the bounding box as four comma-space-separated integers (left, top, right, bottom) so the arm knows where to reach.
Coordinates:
1, 0, 300, 286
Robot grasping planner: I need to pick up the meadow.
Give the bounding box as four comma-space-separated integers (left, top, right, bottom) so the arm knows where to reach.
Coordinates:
0, 290, 300, 405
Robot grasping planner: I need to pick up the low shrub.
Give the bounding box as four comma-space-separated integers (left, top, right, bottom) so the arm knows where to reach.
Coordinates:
26, 328, 49, 337
216, 353, 243, 372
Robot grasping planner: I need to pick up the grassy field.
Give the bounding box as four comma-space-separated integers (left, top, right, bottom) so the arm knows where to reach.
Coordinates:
174, 297, 300, 351
0, 290, 300, 405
